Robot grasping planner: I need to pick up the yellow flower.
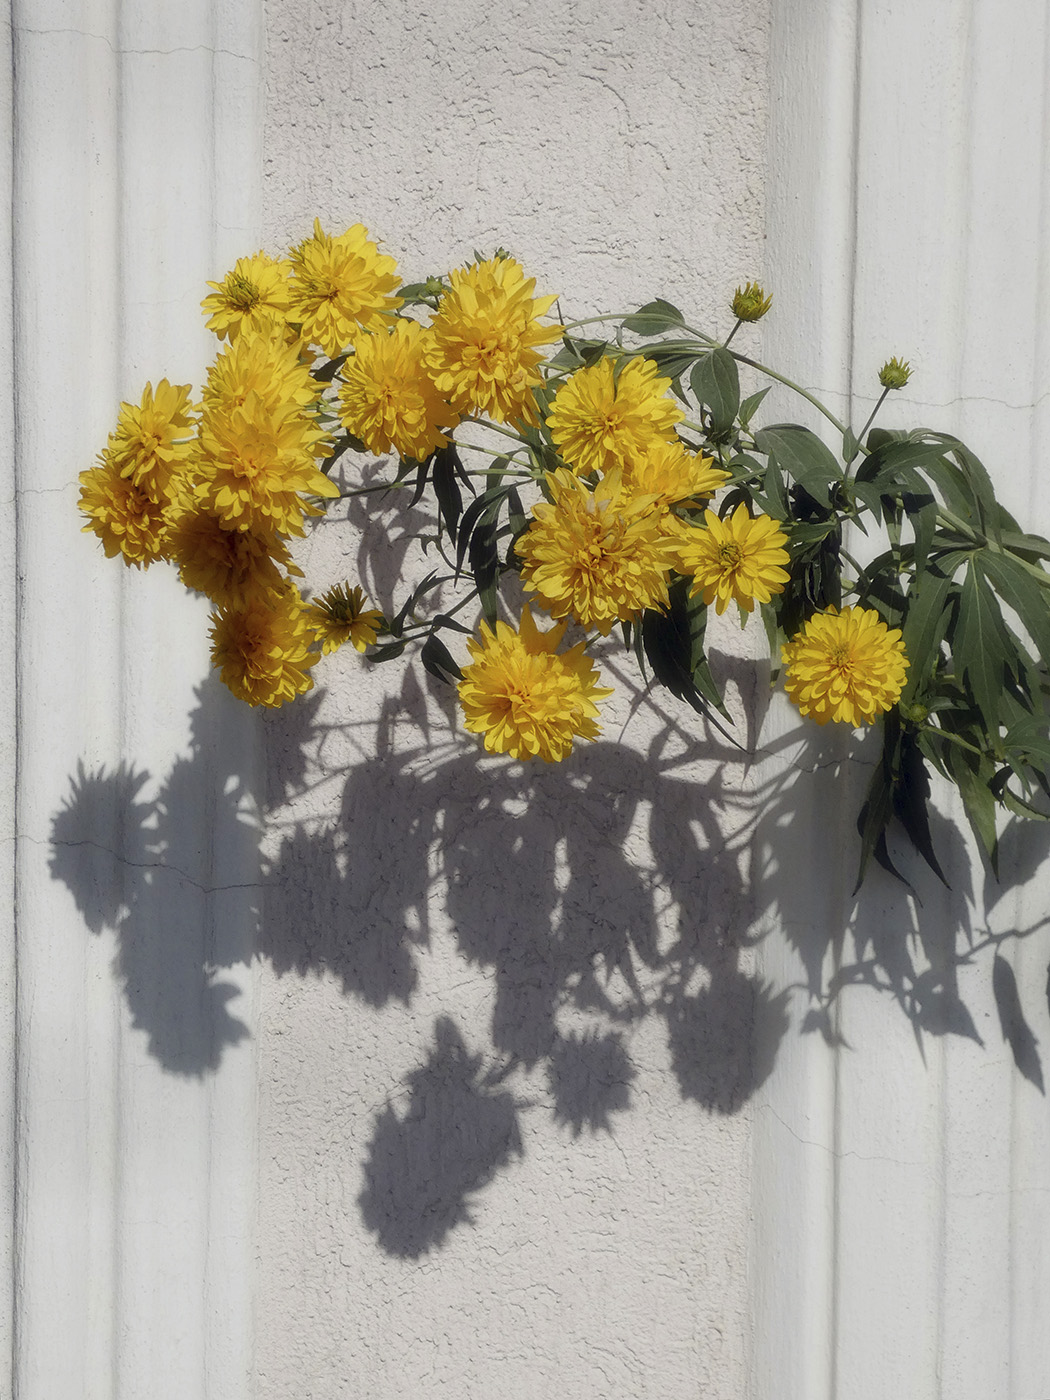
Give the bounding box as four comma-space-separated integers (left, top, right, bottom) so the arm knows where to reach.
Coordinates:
197, 399, 338, 537
304, 582, 384, 654
78, 453, 183, 567
201, 251, 294, 342
622, 437, 730, 509
338, 320, 456, 460
209, 585, 317, 707
425, 255, 560, 424
672, 503, 790, 615
731, 281, 772, 322
105, 380, 198, 501
458, 605, 612, 762
167, 504, 302, 607
546, 356, 683, 477
288, 219, 402, 357
517, 468, 677, 635
782, 605, 909, 726
203, 325, 319, 415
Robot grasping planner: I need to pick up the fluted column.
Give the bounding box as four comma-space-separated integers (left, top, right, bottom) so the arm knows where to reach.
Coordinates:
752, 3, 1050, 1397
6, 4, 264, 1396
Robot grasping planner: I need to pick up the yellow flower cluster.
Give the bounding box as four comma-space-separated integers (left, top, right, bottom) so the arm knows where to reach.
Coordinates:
458, 607, 611, 762
782, 606, 909, 726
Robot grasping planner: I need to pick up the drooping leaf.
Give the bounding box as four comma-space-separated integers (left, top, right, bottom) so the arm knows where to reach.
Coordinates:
469, 516, 501, 626
855, 746, 907, 892
900, 567, 954, 705
944, 740, 1000, 874
755, 424, 843, 509
455, 483, 509, 577
420, 632, 463, 684
980, 550, 1050, 675
955, 559, 1010, 740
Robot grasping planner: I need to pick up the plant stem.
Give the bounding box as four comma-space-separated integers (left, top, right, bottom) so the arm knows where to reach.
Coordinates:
856, 387, 890, 447
727, 352, 850, 437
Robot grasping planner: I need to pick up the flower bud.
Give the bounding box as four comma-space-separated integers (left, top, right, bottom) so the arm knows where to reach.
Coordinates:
878, 356, 911, 389
731, 282, 772, 322
424, 275, 446, 297
899, 700, 928, 724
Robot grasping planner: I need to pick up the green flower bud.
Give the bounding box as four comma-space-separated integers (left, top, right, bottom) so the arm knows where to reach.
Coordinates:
424, 275, 446, 297
899, 700, 928, 725
731, 281, 772, 322
878, 356, 912, 390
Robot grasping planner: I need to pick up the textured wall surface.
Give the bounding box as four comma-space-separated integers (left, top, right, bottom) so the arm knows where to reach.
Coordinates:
257, 1, 771, 1396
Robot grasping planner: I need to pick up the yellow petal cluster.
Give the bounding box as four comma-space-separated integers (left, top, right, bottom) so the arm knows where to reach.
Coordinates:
304, 582, 384, 655
288, 219, 402, 357
517, 468, 678, 635
202, 251, 294, 342
621, 437, 730, 509
197, 328, 338, 537
672, 503, 790, 614
168, 505, 302, 608
458, 606, 612, 762
79, 380, 198, 566
103, 379, 198, 501
546, 356, 683, 477
78, 457, 182, 567
425, 256, 560, 424
338, 319, 455, 460
782, 605, 909, 726
209, 586, 317, 707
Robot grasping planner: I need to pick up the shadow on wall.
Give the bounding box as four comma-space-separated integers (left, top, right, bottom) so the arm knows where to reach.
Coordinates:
49, 664, 1050, 1256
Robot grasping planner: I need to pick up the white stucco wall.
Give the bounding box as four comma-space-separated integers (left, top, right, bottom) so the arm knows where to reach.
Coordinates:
256, 2, 771, 1396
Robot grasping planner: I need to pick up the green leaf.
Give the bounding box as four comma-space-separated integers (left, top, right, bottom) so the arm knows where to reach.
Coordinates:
842, 427, 860, 465
910, 499, 939, 579
945, 742, 1000, 873
738, 386, 770, 428
856, 437, 948, 485
955, 559, 1010, 738
469, 517, 501, 626
980, 550, 1050, 674
855, 750, 906, 892
623, 299, 686, 335
455, 483, 508, 577
432, 446, 464, 544
420, 632, 463, 684
900, 567, 953, 704
997, 529, 1050, 564
367, 639, 409, 663
690, 348, 740, 436
645, 345, 698, 383
940, 436, 1002, 542
754, 424, 843, 509
641, 580, 734, 731
1003, 716, 1050, 770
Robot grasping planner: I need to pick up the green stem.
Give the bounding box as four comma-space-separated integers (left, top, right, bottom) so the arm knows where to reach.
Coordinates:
726, 352, 850, 437
856, 387, 889, 448
723, 319, 743, 349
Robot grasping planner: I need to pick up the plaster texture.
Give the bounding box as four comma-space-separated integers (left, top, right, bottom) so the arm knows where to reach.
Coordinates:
256, 1, 770, 1395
